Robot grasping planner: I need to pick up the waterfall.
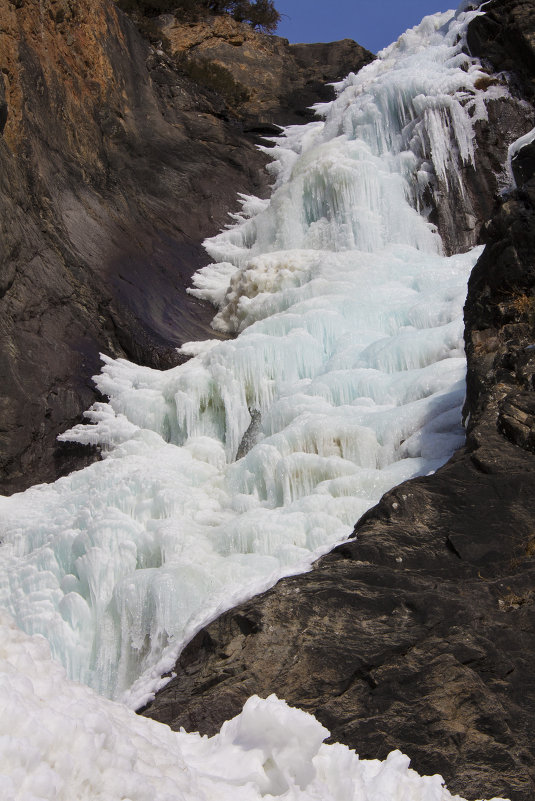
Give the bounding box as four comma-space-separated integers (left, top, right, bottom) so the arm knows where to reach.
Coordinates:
0, 7, 516, 800
0, 6, 504, 713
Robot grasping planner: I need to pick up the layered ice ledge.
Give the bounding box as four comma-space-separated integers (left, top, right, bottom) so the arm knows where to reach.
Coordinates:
0, 6, 506, 710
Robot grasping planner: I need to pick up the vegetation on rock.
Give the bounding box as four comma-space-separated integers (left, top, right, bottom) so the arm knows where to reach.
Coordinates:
115, 0, 281, 33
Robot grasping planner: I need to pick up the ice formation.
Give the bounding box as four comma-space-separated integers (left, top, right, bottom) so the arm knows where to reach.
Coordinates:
0, 612, 508, 801
0, 6, 507, 709
507, 125, 535, 186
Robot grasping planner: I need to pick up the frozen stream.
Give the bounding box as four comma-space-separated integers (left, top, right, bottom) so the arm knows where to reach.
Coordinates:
0, 6, 511, 800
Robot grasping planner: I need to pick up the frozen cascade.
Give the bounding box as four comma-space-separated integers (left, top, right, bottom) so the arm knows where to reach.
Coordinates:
0, 5, 507, 715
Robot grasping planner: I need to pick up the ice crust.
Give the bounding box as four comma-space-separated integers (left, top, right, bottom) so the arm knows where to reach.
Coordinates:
0, 7, 501, 709
0, 612, 507, 801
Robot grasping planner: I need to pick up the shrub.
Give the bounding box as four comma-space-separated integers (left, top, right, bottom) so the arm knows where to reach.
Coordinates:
244, 0, 280, 32
179, 57, 250, 108
512, 292, 535, 327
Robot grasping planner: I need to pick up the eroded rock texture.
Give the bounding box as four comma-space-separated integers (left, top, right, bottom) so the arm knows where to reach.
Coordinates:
152, 13, 373, 131
141, 4, 535, 799
0, 0, 371, 494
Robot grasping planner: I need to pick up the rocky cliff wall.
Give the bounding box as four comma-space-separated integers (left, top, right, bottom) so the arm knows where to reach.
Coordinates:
151, 13, 373, 130
0, 0, 371, 494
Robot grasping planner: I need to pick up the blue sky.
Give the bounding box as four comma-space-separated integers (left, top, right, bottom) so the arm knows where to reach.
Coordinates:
275, 1, 457, 53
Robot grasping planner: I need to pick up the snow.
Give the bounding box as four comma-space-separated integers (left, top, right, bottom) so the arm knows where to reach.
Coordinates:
0, 612, 507, 801
0, 4, 513, 800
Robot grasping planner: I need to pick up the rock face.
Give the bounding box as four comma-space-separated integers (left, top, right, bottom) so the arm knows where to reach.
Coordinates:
0, 0, 371, 494
141, 4, 535, 800
153, 14, 374, 130
430, 88, 532, 255
467, 0, 535, 102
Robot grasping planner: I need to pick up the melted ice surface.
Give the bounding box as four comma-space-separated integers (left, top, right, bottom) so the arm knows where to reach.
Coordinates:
0, 6, 499, 711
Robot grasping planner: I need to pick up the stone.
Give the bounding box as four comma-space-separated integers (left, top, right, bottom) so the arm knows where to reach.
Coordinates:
152, 14, 374, 128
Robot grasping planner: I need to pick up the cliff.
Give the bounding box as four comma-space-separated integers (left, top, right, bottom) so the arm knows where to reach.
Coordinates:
150, 13, 373, 131
140, 3, 535, 800
0, 0, 372, 494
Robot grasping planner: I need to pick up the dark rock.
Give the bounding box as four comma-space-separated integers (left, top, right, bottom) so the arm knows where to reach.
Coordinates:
511, 138, 535, 184
463, 155, 535, 443
467, 0, 535, 102
153, 14, 374, 128
435, 93, 534, 255
498, 391, 535, 450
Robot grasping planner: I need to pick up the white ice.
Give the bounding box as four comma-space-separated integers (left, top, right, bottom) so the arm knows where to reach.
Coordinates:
0, 612, 508, 801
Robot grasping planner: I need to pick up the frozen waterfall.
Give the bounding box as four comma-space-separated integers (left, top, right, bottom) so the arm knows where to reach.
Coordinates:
0, 5, 503, 716
0, 6, 515, 800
